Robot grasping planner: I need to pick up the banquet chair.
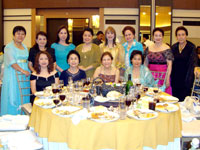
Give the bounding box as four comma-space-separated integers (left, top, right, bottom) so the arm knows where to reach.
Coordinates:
191, 75, 200, 97
16, 71, 32, 115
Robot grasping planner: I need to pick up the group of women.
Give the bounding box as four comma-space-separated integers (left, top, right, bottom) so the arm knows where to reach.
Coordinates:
0, 24, 198, 115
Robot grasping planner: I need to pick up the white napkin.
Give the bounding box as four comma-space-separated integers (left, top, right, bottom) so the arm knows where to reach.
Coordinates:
0, 130, 43, 150
0, 115, 29, 131
159, 95, 179, 101
179, 103, 196, 122
71, 108, 89, 125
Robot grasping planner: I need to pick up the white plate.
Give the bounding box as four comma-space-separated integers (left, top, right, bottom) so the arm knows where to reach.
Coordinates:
159, 95, 179, 104
127, 109, 158, 120
52, 106, 81, 117
34, 91, 53, 98
94, 96, 109, 103
88, 111, 119, 123
146, 88, 161, 96
90, 106, 108, 112
34, 99, 57, 109
156, 103, 179, 113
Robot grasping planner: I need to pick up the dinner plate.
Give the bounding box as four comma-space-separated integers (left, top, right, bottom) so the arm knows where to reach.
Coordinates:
88, 111, 119, 123
156, 103, 179, 113
34, 91, 53, 98
52, 106, 82, 117
146, 88, 161, 96
127, 109, 158, 120
94, 96, 109, 103
158, 95, 179, 104
34, 99, 58, 109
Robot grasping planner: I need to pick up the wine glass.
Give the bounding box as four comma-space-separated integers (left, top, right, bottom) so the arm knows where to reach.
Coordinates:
59, 92, 66, 102
59, 80, 64, 89
53, 99, 60, 107
126, 95, 132, 110
52, 83, 59, 97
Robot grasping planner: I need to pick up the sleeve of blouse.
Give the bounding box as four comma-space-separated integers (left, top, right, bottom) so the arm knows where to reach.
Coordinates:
92, 45, 101, 68
164, 49, 174, 61
82, 71, 86, 79
30, 74, 37, 80
28, 48, 35, 63
4, 46, 17, 67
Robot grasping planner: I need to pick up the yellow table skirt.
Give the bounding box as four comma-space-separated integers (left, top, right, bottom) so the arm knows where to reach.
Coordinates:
29, 102, 182, 150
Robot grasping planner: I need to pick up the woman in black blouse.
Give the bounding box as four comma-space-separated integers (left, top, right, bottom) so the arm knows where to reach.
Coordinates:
30, 51, 59, 104
28, 31, 56, 72
171, 26, 198, 101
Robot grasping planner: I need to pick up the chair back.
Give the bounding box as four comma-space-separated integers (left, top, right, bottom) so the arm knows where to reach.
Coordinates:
191, 75, 200, 97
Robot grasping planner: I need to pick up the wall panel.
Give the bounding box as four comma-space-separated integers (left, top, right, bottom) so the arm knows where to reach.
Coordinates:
3, 0, 138, 9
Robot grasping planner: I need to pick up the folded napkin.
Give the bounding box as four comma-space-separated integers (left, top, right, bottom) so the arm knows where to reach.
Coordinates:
0, 115, 29, 131
0, 130, 43, 150
159, 95, 179, 101
71, 108, 89, 125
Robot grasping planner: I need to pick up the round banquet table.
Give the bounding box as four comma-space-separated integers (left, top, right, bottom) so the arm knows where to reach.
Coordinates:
29, 101, 182, 150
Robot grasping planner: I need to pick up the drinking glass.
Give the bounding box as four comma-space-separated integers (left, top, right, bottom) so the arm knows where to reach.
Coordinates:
52, 83, 59, 97
53, 99, 60, 107
68, 77, 73, 85
59, 80, 64, 89
119, 96, 126, 120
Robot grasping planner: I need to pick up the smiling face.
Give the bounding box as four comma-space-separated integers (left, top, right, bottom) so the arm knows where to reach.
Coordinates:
124, 30, 134, 43
36, 34, 47, 48
106, 31, 115, 42
39, 53, 49, 68
58, 28, 68, 42
68, 54, 79, 68
131, 54, 142, 68
153, 31, 163, 44
176, 30, 187, 44
83, 31, 93, 44
102, 55, 112, 68
13, 31, 26, 43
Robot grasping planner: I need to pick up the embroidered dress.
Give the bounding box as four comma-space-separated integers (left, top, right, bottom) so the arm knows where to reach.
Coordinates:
146, 48, 174, 94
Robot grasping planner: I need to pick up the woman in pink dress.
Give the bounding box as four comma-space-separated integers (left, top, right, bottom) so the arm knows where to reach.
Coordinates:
145, 28, 174, 94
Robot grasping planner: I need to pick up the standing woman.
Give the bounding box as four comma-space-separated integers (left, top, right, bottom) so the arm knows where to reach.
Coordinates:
76, 28, 101, 78
99, 26, 125, 69
145, 28, 173, 94
28, 31, 56, 72
51, 25, 75, 73
1, 26, 30, 115
171, 26, 198, 101
122, 26, 143, 69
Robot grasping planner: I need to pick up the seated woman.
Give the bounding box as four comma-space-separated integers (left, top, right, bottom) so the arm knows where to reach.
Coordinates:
60, 50, 86, 85
124, 50, 154, 87
93, 52, 120, 83
30, 51, 59, 104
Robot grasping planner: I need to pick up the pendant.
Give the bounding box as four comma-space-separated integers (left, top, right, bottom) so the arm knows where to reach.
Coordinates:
84, 55, 87, 59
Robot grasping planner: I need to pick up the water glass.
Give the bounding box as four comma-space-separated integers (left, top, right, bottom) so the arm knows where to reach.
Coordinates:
82, 97, 90, 109
119, 96, 126, 120
68, 76, 73, 85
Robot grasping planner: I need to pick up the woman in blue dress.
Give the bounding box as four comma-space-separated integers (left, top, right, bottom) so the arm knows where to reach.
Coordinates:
122, 26, 143, 69
51, 25, 75, 73
1, 26, 30, 115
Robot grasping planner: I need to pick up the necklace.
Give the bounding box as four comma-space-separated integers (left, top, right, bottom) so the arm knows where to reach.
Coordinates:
179, 42, 187, 53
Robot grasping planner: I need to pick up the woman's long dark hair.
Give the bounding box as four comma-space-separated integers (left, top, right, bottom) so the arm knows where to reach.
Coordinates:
55, 25, 70, 44
34, 51, 54, 74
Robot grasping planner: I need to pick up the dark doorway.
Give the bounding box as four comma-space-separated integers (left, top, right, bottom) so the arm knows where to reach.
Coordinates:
46, 18, 68, 45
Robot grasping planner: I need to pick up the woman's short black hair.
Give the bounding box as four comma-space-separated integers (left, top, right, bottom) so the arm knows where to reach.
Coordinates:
175, 26, 188, 36
153, 28, 164, 36
33, 31, 49, 49
55, 25, 70, 44
13, 26, 26, 35
67, 50, 81, 63
83, 27, 94, 36
130, 50, 144, 65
